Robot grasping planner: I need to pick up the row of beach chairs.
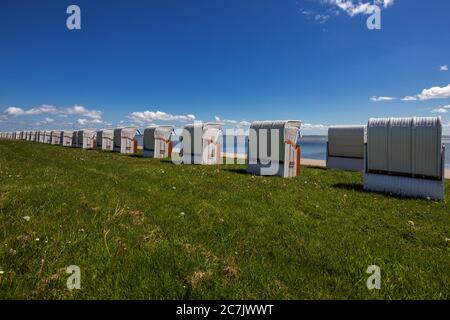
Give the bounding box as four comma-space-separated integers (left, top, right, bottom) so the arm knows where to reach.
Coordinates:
0, 116, 445, 199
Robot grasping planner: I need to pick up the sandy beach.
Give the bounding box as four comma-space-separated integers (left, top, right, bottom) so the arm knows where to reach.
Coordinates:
301, 158, 326, 168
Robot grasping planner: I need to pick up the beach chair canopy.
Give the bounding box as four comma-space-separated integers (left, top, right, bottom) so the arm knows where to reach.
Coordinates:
62, 130, 73, 137
249, 120, 301, 164
367, 117, 442, 179
144, 126, 174, 150
113, 128, 122, 150
96, 131, 103, 148
76, 131, 84, 147
102, 129, 114, 151
82, 129, 97, 149
102, 129, 114, 139
121, 127, 139, 140
44, 131, 52, 143
143, 125, 174, 158
51, 131, 61, 144
182, 123, 222, 164
328, 126, 366, 159
143, 126, 157, 153
120, 127, 139, 154
60, 131, 74, 146
155, 126, 174, 142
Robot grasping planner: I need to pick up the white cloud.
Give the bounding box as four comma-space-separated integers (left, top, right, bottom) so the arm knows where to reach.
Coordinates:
315, 14, 331, 24
34, 117, 56, 126
2, 104, 105, 130
375, 0, 394, 8
299, 1, 393, 25
3, 104, 103, 120
4, 105, 59, 116
403, 84, 450, 101
127, 110, 196, 124
326, 0, 394, 17
214, 116, 226, 123
238, 120, 251, 126
65, 105, 102, 120
431, 108, 448, 114
4, 106, 24, 116
419, 84, 450, 100
77, 119, 88, 126
77, 118, 103, 126
1, 104, 106, 131
401, 96, 417, 101
299, 8, 314, 16
370, 96, 396, 102
431, 105, 450, 114
214, 116, 251, 127
440, 65, 448, 72
302, 123, 328, 129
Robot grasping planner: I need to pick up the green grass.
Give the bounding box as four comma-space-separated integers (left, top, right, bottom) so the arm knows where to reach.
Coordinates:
0, 139, 449, 300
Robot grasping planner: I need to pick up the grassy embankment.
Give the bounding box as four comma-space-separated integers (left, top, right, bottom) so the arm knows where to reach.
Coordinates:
0, 140, 449, 299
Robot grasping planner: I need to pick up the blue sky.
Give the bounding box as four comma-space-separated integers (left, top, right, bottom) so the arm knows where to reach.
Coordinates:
0, 0, 449, 134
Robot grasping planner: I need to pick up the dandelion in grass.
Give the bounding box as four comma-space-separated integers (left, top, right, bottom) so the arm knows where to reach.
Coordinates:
408, 221, 416, 233
23, 216, 31, 221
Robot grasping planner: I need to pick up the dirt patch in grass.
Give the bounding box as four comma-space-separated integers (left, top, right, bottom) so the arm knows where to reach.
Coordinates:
182, 243, 219, 262
222, 265, 241, 279
128, 211, 145, 225
138, 226, 166, 247
90, 206, 101, 214
35, 268, 67, 294
186, 271, 207, 288
14, 233, 34, 248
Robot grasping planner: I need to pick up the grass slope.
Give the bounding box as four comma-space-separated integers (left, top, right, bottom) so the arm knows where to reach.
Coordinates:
0, 140, 449, 299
